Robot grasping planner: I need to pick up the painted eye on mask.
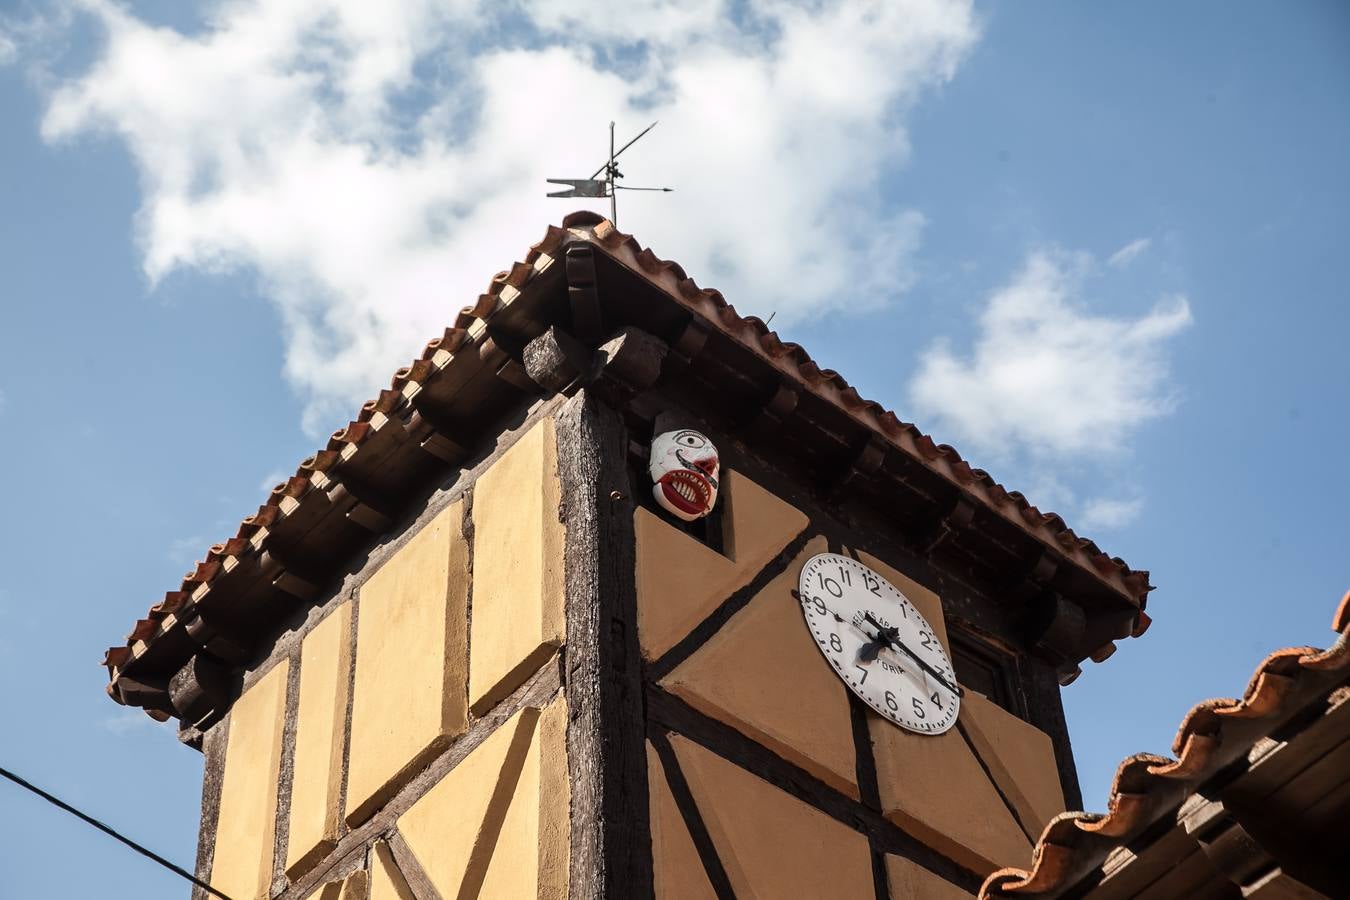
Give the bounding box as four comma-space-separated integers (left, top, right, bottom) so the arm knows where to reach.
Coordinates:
676, 432, 706, 448
648, 429, 720, 522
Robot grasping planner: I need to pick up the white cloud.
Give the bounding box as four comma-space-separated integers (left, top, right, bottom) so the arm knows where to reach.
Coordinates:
34, 0, 979, 434
1107, 236, 1151, 268
102, 708, 158, 735
908, 249, 1193, 460
0, 31, 16, 66
167, 534, 205, 563
1078, 495, 1145, 530
258, 469, 289, 492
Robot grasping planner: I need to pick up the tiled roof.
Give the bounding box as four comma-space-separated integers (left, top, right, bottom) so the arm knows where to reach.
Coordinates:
979, 588, 1350, 899
105, 212, 1151, 718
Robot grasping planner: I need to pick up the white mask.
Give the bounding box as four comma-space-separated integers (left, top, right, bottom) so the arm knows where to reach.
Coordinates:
648, 429, 720, 522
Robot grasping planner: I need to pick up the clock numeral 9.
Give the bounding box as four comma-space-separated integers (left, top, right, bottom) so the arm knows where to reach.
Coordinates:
807, 596, 827, 616
829, 633, 843, 653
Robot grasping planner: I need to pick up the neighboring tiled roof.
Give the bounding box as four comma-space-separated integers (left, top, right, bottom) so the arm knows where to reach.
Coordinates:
979, 588, 1350, 899
105, 212, 1151, 718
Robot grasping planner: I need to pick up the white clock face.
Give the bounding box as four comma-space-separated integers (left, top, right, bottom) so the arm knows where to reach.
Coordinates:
798, 552, 961, 734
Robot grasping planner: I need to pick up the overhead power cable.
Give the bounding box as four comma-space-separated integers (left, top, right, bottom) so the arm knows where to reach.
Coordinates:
0, 763, 234, 900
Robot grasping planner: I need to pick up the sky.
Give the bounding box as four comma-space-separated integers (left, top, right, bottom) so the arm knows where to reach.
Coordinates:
1, 1, 1347, 896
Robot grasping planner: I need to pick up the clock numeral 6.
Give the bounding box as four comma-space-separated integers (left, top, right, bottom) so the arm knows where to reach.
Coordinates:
829, 633, 843, 653
884, 690, 899, 712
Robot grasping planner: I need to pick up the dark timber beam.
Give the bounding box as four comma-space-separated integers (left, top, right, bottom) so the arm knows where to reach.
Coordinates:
555, 391, 653, 900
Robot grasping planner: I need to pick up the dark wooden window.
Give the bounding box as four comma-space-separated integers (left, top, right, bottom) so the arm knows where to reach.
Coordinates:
949, 628, 1024, 718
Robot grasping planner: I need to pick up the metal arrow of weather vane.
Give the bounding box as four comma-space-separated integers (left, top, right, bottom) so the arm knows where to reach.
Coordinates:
547, 121, 672, 227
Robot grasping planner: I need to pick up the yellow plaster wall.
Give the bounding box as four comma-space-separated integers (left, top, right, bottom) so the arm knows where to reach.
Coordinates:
671, 733, 874, 900
212, 660, 289, 900
287, 602, 353, 877
636, 469, 809, 661
469, 417, 566, 713
646, 742, 717, 900
346, 500, 470, 824
309, 870, 370, 900
369, 842, 415, 900
396, 698, 569, 899
661, 536, 862, 797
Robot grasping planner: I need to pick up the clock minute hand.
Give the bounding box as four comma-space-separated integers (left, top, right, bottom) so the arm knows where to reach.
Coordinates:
861, 613, 964, 697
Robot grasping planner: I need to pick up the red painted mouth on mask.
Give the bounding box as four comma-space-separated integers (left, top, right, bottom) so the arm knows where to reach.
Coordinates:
658, 469, 713, 516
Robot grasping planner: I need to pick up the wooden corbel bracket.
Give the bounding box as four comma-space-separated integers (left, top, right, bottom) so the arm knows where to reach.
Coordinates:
168, 653, 234, 727
523, 325, 592, 395
911, 494, 976, 556
823, 433, 888, 501
737, 381, 799, 439
1024, 591, 1087, 674
662, 318, 710, 376
403, 408, 471, 466
588, 326, 669, 406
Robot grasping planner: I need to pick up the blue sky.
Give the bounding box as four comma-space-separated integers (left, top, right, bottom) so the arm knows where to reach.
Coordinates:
1, 2, 1347, 896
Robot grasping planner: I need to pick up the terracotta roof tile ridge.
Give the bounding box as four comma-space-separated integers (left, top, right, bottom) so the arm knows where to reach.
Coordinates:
557, 210, 1152, 611
978, 587, 1350, 899
101, 221, 576, 681
105, 212, 1153, 710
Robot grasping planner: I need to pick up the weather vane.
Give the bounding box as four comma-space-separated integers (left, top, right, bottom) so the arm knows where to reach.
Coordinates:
547, 121, 672, 227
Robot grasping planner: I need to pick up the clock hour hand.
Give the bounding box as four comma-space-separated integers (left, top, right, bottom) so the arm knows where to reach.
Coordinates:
857, 636, 885, 663
861, 613, 964, 697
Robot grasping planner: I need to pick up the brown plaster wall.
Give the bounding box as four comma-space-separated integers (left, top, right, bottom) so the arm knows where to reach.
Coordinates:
635, 455, 1070, 895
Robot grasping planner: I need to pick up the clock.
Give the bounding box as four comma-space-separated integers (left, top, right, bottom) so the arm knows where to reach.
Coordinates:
798, 552, 962, 734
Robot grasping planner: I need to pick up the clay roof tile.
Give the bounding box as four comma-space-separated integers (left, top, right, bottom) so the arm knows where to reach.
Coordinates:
108, 214, 1155, 714
979, 587, 1350, 899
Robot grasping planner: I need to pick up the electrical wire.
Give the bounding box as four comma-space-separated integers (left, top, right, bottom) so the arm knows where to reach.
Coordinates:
0, 763, 233, 900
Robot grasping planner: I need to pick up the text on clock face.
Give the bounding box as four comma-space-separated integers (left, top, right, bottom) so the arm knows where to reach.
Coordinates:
798, 553, 961, 735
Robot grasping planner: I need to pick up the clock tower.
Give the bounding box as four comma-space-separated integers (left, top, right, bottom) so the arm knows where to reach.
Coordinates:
103, 212, 1150, 899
